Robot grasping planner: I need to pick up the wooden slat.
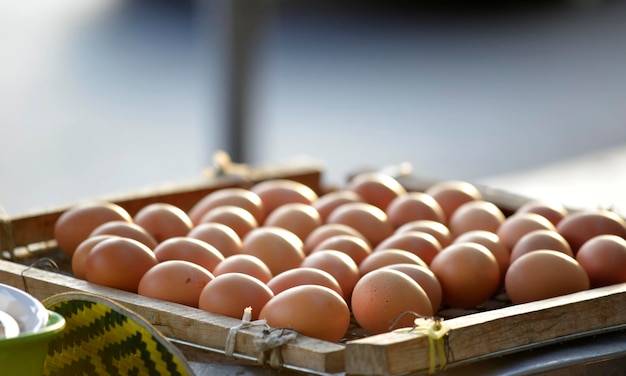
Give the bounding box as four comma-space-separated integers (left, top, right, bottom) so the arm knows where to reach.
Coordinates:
345, 282, 626, 375
0, 259, 344, 374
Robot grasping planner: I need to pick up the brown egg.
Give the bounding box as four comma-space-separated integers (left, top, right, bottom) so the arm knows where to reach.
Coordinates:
326, 202, 394, 247
187, 222, 242, 258
425, 180, 483, 222
300, 250, 361, 302
89, 220, 158, 250
54, 201, 132, 257
351, 269, 433, 335
448, 200, 506, 238
383, 263, 443, 313
510, 229, 573, 264
72, 235, 118, 280
374, 231, 441, 265
152, 237, 225, 273
505, 250, 589, 304
516, 200, 569, 227
359, 249, 428, 277
263, 203, 322, 241
385, 192, 446, 228
241, 227, 305, 275
85, 237, 158, 293
304, 223, 368, 255
199, 205, 258, 239
212, 254, 273, 283
198, 273, 274, 320
312, 234, 372, 266
133, 203, 193, 243
346, 172, 407, 211
497, 212, 557, 251
556, 209, 626, 254
430, 242, 500, 309
312, 190, 364, 222
259, 285, 350, 343
453, 230, 510, 285
250, 179, 318, 216
576, 235, 626, 288
266, 267, 344, 297
187, 187, 265, 225
137, 260, 214, 307
395, 220, 453, 248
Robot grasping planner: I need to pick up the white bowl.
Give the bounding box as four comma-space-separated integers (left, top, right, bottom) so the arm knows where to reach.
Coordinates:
0, 284, 48, 334
0, 310, 20, 339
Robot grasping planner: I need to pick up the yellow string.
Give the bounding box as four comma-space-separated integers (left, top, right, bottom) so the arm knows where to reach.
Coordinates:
393, 317, 451, 374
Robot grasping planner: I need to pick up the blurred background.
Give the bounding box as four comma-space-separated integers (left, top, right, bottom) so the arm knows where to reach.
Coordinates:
2, 0, 626, 215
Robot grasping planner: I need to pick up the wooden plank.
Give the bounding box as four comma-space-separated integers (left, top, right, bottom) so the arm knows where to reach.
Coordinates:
345, 282, 626, 375
0, 259, 345, 375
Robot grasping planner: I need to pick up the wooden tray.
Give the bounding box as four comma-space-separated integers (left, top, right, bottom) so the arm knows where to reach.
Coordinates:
2, 162, 626, 375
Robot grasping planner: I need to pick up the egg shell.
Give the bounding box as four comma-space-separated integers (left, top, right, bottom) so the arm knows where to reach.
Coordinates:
187, 222, 242, 258
312, 190, 364, 222
312, 234, 372, 266
300, 250, 360, 302
85, 237, 159, 293
198, 273, 274, 320
359, 249, 428, 277
133, 203, 193, 243
138, 260, 214, 307
453, 230, 510, 285
346, 172, 406, 211
259, 285, 350, 343
250, 179, 318, 216
326, 202, 394, 247
385, 191, 446, 228
505, 250, 589, 304
510, 229, 573, 264
516, 200, 569, 227
304, 223, 368, 255
497, 212, 557, 251
241, 227, 305, 276
71, 235, 118, 280
374, 231, 441, 265
556, 209, 626, 254
448, 200, 505, 238
430, 242, 500, 309
383, 263, 443, 313
351, 268, 433, 335
212, 254, 274, 283
267, 267, 344, 297
576, 234, 626, 288
153, 237, 225, 273
187, 187, 265, 225
54, 202, 132, 257
425, 180, 483, 222
89, 220, 158, 250
395, 220, 453, 248
199, 205, 258, 239
263, 203, 322, 241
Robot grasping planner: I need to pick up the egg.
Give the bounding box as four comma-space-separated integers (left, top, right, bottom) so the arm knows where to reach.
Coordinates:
351, 269, 433, 335
453, 230, 510, 285
54, 201, 132, 257
448, 200, 506, 238
312, 190, 364, 222
89, 220, 158, 250
241, 227, 305, 275
576, 235, 626, 288
300, 250, 360, 302
152, 237, 225, 273
133, 203, 193, 243
385, 192, 446, 228
496, 212, 557, 251
187, 222, 242, 258
212, 254, 273, 283
345, 172, 406, 210
187, 187, 266, 225
266, 267, 344, 297
71, 234, 118, 280
383, 263, 443, 313
250, 179, 318, 216
509, 229, 573, 264
199, 205, 258, 239
263, 203, 322, 241
85, 237, 159, 293
259, 285, 350, 343
515, 200, 569, 227
359, 249, 428, 276
374, 231, 441, 265
395, 220, 453, 248
303, 223, 368, 255
425, 180, 483, 222
198, 273, 274, 320
556, 209, 626, 254
137, 260, 214, 307
505, 250, 589, 304
312, 234, 372, 266
430, 242, 500, 309
326, 202, 394, 247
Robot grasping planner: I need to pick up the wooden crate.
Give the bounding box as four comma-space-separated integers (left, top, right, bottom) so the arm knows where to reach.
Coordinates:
2, 162, 626, 375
